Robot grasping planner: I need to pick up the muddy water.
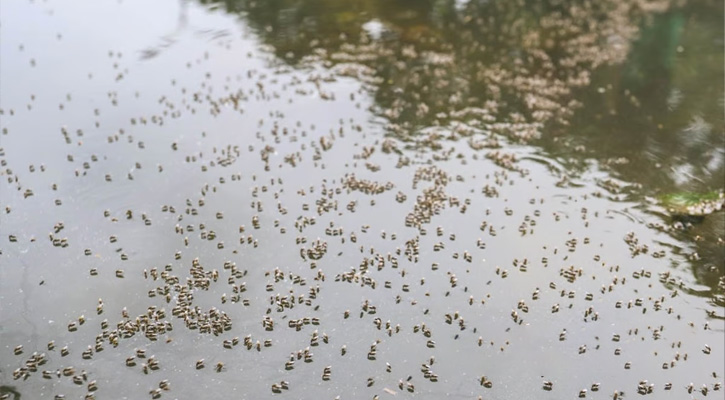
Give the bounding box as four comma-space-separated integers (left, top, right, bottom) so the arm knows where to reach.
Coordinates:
1, 0, 723, 399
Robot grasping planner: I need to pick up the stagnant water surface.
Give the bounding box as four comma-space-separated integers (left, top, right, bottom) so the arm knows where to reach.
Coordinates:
1, 0, 723, 399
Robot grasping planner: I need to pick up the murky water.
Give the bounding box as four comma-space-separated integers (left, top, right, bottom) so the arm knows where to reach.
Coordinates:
1, 0, 723, 399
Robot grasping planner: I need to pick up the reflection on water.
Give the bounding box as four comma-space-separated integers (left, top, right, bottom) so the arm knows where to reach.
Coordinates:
213, 0, 724, 286
0, 0, 723, 399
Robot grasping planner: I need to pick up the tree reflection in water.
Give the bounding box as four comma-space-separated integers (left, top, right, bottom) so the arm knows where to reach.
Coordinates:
200, 0, 723, 292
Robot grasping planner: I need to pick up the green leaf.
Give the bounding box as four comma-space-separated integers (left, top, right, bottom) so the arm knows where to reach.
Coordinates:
659, 190, 725, 216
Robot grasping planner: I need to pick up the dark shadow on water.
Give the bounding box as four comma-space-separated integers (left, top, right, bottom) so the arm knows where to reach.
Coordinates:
0, 386, 21, 400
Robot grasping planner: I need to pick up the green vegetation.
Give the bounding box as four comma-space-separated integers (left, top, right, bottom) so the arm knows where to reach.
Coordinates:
659, 190, 725, 216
